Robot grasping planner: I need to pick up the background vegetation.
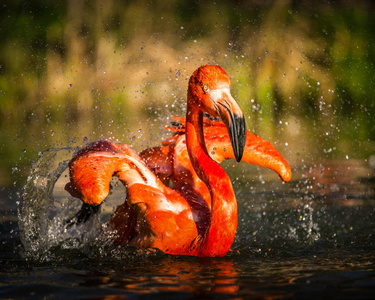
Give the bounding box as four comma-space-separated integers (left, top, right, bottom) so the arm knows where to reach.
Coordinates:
0, 0, 374, 186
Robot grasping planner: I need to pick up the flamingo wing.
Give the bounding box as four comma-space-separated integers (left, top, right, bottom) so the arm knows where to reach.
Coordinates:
204, 123, 292, 182
162, 116, 292, 183
65, 140, 203, 255
65, 140, 159, 205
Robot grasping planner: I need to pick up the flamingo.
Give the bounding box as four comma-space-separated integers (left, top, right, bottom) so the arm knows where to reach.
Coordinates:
65, 65, 291, 257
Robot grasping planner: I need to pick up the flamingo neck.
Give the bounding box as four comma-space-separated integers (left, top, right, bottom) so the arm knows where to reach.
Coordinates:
185, 105, 238, 257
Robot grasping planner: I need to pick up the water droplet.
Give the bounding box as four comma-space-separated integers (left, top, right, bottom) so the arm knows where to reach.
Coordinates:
324, 148, 332, 153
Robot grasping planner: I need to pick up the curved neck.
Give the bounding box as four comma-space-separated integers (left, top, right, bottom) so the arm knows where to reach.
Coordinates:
185, 104, 238, 257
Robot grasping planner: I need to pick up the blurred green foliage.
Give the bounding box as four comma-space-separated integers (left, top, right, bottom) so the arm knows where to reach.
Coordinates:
0, 0, 374, 185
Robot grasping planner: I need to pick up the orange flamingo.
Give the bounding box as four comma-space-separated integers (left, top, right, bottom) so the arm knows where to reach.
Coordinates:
65, 65, 291, 257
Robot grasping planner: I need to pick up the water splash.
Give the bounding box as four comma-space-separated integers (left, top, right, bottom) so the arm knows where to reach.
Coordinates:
288, 202, 320, 244
18, 147, 102, 260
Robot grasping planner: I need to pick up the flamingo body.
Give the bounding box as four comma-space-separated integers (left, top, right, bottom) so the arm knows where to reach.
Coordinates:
65, 65, 291, 257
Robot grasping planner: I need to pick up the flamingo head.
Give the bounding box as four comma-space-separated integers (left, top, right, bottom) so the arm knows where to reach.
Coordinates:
188, 65, 247, 162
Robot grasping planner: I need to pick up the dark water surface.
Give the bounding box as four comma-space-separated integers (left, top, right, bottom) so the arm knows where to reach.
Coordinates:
1, 158, 374, 299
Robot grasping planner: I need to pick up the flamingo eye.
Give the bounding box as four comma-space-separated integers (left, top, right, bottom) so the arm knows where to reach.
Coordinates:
202, 84, 209, 93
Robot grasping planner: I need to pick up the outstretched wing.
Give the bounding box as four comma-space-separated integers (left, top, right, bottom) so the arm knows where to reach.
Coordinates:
204, 123, 292, 182
164, 116, 292, 182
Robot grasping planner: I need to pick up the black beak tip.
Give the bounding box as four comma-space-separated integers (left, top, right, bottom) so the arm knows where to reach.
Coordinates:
232, 113, 247, 163
235, 137, 245, 162
236, 151, 243, 163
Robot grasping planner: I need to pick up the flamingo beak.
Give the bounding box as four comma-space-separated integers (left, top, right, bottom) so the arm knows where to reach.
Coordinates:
213, 90, 247, 162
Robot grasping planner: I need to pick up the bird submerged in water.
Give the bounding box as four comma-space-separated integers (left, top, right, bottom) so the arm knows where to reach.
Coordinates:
65, 65, 291, 257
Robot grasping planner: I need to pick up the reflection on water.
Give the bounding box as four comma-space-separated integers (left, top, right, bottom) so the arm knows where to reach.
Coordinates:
0, 244, 374, 299
0, 150, 374, 298
107, 257, 241, 296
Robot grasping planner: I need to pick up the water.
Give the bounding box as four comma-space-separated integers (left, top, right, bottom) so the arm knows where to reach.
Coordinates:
1, 150, 374, 299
